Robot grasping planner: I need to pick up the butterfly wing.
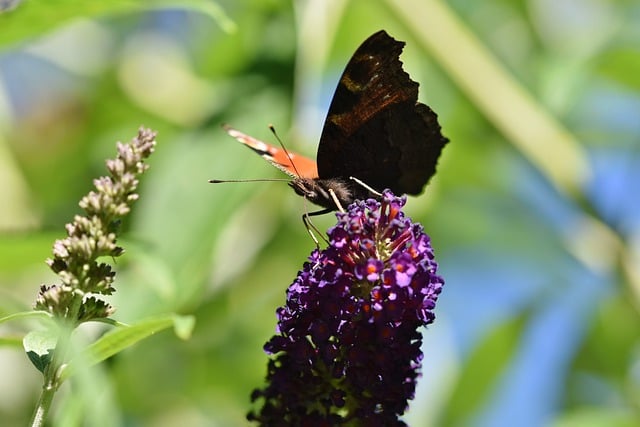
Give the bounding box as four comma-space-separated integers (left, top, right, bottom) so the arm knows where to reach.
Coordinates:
224, 125, 319, 179
316, 30, 448, 197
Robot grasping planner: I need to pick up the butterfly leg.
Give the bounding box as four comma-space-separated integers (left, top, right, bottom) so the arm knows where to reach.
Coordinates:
302, 208, 332, 247
327, 188, 345, 213
349, 176, 382, 197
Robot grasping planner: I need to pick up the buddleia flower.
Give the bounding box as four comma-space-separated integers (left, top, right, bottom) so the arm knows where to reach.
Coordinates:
249, 190, 445, 426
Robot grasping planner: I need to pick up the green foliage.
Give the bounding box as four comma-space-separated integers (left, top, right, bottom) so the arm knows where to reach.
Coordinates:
442, 313, 528, 425
60, 314, 194, 381
0, 0, 234, 48
23, 330, 57, 373
0, 0, 639, 426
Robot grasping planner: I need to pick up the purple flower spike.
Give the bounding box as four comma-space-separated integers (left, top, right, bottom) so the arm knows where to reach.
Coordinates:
248, 190, 445, 426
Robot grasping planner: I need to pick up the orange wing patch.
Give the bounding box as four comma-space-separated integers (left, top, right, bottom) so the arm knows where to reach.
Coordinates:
223, 125, 318, 179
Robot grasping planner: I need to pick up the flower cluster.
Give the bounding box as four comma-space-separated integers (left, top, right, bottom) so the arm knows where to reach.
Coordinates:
249, 190, 444, 426
34, 128, 157, 323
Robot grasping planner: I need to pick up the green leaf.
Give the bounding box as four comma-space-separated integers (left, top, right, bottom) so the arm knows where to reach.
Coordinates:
172, 314, 196, 340
1, 311, 52, 350
442, 313, 528, 425
0, 336, 24, 347
0, 0, 235, 49
23, 329, 58, 373
597, 47, 640, 91
553, 407, 640, 427
60, 313, 194, 381
0, 233, 54, 274
0, 310, 52, 325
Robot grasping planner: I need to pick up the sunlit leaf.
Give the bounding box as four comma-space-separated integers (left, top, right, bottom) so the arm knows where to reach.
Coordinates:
60, 314, 195, 381
23, 329, 57, 373
0, 0, 234, 49
0, 310, 52, 325
442, 314, 528, 425
553, 407, 639, 427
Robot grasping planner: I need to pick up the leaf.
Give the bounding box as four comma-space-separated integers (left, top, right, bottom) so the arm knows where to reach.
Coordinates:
441, 313, 528, 425
553, 407, 640, 427
23, 329, 58, 373
0, 336, 23, 347
60, 313, 195, 381
1, 311, 52, 350
0, 310, 52, 325
172, 314, 196, 340
0, 0, 235, 49
596, 48, 640, 91
0, 234, 54, 274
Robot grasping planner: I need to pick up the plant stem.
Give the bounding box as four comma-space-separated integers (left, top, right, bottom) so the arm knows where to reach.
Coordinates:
30, 379, 56, 427
29, 296, 81, 427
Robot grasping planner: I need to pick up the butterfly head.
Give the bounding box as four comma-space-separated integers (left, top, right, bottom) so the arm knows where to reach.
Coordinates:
289, 177, 357, 212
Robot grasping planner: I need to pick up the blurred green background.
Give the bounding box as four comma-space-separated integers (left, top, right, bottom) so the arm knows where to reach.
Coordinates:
1, 0, 639, 426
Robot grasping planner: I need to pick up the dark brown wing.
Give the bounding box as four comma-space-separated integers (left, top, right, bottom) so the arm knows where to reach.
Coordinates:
316, 30, 448, 199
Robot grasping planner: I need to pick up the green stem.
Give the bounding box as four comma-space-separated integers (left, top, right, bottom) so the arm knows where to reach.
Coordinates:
29, 294, 83, 427
29, 336, 65, 427
30, 377, 57, 427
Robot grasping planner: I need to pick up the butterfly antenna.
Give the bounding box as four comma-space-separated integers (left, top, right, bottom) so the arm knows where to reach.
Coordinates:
209, 178, 290, 184
269, 124, 304, 178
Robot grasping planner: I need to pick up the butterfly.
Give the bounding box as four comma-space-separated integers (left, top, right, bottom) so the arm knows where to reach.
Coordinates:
218, 30, 448, 215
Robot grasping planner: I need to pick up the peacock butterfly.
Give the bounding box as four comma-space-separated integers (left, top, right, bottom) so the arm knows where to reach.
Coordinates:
219, 30, 448, 215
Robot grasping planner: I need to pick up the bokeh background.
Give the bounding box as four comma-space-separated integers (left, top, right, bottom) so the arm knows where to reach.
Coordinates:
1, 0, 639, 426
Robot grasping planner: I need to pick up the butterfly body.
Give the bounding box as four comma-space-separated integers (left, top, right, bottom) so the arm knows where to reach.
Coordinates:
223, 30, 448, 212
289, 176, 367, 211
